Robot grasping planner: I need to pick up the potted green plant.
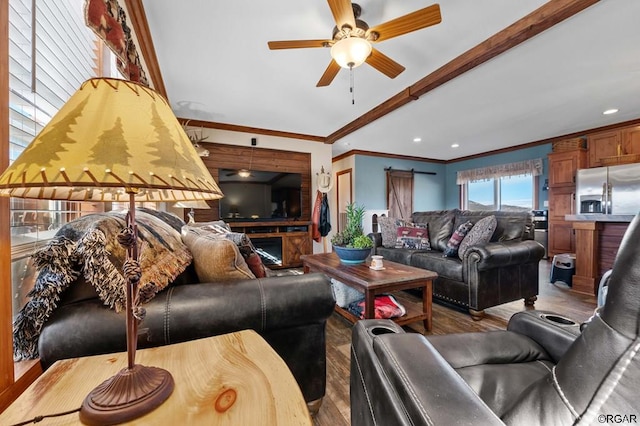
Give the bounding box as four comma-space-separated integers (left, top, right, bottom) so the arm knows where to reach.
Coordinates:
331, 203, 373, 264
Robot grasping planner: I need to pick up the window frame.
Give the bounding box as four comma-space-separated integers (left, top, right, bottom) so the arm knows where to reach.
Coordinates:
462, 173, 539, 211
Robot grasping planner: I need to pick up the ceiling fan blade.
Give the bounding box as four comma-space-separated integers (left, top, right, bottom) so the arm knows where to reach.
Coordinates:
268, 40, 330, 50
317, 60, 342, 87
327, 0, 356, 31
368, 4, 441, 43
366, 48, 405, 79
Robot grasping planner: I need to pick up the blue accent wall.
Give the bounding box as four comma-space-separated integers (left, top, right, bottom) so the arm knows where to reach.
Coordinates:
354, 155, 447, 211
444, 144, 552, 210
348, 143, 552, 213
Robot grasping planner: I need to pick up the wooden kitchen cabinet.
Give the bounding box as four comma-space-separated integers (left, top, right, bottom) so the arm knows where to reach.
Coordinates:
547, 149, 585, 258
549, 222, 575, 256
588, 131, 620, 168
588, 125, 640, 167
621, 125, 640, 157
548, 149, 587, 187
548, 186, 575, 221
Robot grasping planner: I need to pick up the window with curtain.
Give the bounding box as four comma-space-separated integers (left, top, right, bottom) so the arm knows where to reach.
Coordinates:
458, 159, 542, 212
8, 0, 121, 317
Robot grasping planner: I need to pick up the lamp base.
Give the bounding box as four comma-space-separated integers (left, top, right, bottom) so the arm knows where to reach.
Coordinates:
79, 364, 174, 425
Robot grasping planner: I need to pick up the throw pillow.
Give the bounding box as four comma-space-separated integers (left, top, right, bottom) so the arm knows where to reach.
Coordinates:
378, 216, 409, 248
443, 221, 474, 257
395, 225, 431, 250
12, 209, 192, 361
183, 225, 271, 278
181, 229, 256, 282
458, 215, 497, 260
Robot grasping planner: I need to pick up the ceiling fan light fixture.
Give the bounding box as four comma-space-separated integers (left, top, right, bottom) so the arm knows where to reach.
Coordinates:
238, 169, 251, 178
331, 37, 372, 69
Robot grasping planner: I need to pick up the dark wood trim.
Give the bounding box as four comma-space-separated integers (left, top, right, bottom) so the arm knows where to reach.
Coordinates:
336, 169, 353, 233
0, 361, 42, 412
177, 118, 326, 143
326, 0, 600, 145
332, 149, 446, 164
1, 0, 13, 397
448, 117, 640, 164
124, 0, 167, 98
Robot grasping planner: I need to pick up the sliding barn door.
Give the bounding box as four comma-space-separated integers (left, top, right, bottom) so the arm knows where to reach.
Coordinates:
387, 170, 414, 220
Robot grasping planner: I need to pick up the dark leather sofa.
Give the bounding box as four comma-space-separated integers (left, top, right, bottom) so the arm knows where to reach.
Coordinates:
371, 209, 544, 319
351, 214, 640, 425
36, 232, 335, 414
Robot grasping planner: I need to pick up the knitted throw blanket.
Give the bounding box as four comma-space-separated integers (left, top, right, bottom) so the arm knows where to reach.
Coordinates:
13, 208, 192, 361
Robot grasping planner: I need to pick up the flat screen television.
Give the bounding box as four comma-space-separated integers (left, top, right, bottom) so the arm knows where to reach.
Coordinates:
218, 169, 302, 221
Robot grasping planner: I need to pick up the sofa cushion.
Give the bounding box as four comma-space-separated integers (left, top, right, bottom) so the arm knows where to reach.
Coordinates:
412, 210, 456, 251
396, 225, 431, 250
410, 251, 464, 282
183, 224, 271, 278
182, 229, 256, 282
379, 217, 410, 248
458, 215, 497, 259
443, 221, 473, 257
454, 210, 531, 242
376, 247, 417, 264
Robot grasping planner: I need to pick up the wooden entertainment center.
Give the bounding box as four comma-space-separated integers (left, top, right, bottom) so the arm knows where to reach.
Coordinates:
228, 221, 313, 269
191, 143, 314, 268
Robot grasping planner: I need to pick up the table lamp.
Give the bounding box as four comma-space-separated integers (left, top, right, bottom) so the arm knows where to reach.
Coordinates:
0, 78, 223, 425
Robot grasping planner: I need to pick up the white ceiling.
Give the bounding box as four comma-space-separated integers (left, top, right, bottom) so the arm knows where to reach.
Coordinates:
141, 0, 640, 161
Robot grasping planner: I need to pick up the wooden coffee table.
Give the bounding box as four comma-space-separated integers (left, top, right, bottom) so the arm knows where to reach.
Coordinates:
301, 252, 437, 331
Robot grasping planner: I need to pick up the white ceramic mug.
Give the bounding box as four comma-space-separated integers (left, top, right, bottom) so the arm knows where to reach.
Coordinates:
371, 255, 384, 269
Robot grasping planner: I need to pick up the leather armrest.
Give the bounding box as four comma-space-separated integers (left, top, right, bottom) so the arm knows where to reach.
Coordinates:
368, 232, 383, 248
464, 240, 545, 270
373, 333, 504, 425
39, 273, 335, 369
507, 310, 581, 363
143, 272, 335, 341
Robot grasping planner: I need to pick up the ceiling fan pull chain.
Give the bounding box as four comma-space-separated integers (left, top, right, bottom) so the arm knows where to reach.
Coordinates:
350, 65, 355, 105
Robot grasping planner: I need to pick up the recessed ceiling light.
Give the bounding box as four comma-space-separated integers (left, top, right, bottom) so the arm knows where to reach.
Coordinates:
603, 109, 619, 115
451, 143, 460, 148
413, 137, 422, 142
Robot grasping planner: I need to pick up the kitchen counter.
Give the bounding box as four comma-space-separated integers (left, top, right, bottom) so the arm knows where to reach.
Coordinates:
565, 214, 635, 223
563, 217, 634, 296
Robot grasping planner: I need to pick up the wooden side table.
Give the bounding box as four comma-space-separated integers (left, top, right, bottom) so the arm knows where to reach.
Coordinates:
0, 330, 311, 425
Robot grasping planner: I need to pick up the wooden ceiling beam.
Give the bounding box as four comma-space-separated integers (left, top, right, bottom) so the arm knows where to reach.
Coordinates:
326, 0, 600, 144
178, 118, 326, 143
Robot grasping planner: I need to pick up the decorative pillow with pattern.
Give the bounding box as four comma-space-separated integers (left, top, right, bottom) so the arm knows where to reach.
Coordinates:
395, 225, 431, 250
378, 216, 409, 248
458, 215, 497, 260
443, 221, 474, 257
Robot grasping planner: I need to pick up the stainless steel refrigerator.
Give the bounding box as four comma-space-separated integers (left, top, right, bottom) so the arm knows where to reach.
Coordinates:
576, 163, 640, 215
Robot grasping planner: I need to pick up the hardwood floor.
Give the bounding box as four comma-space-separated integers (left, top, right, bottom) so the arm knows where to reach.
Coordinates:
312, 260, 597, 426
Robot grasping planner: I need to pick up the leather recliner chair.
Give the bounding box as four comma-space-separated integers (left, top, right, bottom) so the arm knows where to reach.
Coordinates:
350, 214, 640, 425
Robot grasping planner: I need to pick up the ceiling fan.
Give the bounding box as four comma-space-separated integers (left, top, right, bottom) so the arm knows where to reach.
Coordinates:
268, 0, 442, 87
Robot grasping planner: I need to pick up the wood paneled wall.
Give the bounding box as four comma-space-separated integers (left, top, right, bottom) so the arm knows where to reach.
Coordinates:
194, 143, 311, 223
